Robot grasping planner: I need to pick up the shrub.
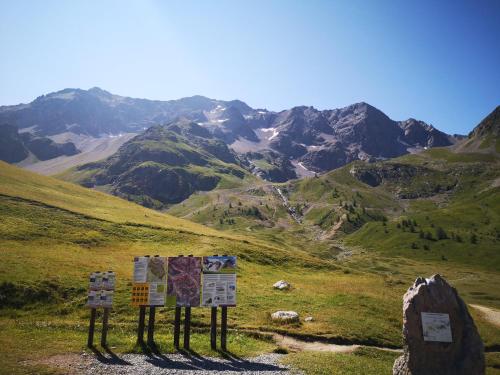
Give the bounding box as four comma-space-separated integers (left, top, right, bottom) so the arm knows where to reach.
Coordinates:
436, 227, 448, 240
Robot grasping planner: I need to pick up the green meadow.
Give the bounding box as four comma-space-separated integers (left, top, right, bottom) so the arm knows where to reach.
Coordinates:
1, 156, 500, 374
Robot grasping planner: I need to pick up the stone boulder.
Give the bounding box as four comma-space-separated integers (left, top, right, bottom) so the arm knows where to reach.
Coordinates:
393, 274, 485, 375
271, 311, 299, 322
273, 280, 291, 290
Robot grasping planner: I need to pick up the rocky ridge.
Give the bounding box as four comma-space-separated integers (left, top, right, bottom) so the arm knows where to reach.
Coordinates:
1, 88, 462, 179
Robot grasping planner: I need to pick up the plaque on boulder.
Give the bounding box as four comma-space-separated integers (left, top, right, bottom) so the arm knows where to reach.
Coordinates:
393, 274, 485, 375
421, 312, 452, 343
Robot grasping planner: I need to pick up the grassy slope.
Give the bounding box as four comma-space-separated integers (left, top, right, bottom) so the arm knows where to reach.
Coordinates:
1, 151, 500, 374
0, 162, 398, 374
344, 149, 500, 272
284, 350, 500, 375
0, 161, 223, 236
282, 348, 400, 375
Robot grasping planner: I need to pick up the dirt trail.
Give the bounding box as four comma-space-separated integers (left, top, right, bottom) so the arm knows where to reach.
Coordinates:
273, 333, 358, 353
470, 304, 500, 327
272, 333, 402, 354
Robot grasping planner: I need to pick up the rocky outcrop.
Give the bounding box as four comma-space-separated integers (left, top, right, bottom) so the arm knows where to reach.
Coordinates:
350, 163, 423, 187
469, 105, 500, 139
0, 124, 79, 163
269, 136, 308, 158
455, 106, 499, 153
400, 119, 453, 148
113, 163, 220, 206
298, 142, 352, 172
0, 124, 29, 163
246, 151, 297, 182
21, 133, 79, 161
393, 274, 485, 375
350, 162, 457, 198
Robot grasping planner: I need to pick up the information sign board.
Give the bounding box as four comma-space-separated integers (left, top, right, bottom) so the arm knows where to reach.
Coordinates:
167, 256, 202, 307
201, 256, 237, 307
132, 256, 167, 306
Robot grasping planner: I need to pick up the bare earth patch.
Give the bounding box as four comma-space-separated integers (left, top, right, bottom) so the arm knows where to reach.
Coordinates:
21, 132, 136, 175
273, 333, 359, 353
470, 304, 500, 328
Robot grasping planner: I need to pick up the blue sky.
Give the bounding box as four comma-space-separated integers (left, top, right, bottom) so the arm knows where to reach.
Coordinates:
1, 1, 499, 134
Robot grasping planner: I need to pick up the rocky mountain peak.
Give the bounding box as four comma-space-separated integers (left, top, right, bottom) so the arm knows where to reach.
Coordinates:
87, 87, 114, 99
470, 105, 500, 138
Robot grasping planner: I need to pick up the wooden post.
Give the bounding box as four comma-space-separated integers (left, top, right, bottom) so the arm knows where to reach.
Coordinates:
221, 306, 228, 351
174, 306, 181, 349
87, 308, 97, 348
101, 307, 110, 347
137, 306, 146, 345
184, 306, 191, 350
210, 306, 217, 350
147, 306, 156, 346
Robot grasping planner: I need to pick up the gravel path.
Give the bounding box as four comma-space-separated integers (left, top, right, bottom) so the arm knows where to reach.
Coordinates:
58, 352, 299, 375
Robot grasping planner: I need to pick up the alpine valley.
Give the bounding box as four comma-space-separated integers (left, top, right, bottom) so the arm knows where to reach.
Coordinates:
0, 88, 499, 374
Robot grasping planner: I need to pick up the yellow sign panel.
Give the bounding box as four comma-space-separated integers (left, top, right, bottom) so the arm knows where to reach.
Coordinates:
131, 283, 149, 306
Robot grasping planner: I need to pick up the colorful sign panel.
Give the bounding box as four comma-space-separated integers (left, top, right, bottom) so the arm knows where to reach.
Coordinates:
131, 283, 149, 306
132, 256, 167, 306
201, 256, 237, 307
202, 256, 237, 274
421, 312, 453, 342
167, 256, 202, 307
87, 271, 115, 308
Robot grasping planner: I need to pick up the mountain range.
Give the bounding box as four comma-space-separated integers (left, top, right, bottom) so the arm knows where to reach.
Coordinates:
1, 87, 491, 206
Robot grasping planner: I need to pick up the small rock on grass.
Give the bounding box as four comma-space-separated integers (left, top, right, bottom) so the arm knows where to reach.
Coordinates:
271, 311, 299, 322
273, 280, 291, 290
